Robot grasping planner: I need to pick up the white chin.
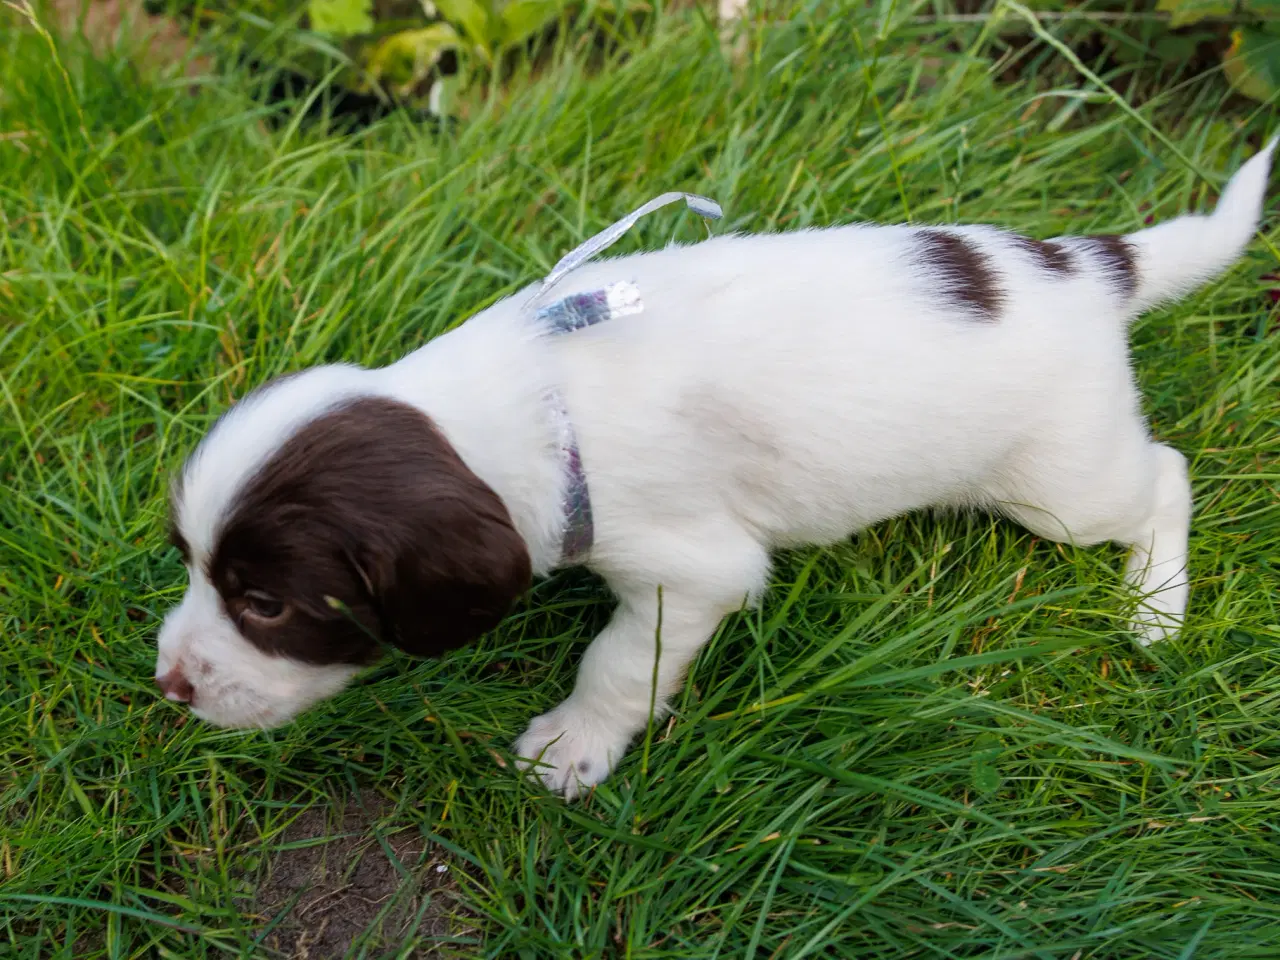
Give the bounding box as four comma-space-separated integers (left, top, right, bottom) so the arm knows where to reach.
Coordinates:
185, 663, 364, 730
190, 703, 295, 730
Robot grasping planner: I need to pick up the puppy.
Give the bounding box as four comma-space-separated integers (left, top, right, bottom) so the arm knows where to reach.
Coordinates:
156, 142, 1274, 797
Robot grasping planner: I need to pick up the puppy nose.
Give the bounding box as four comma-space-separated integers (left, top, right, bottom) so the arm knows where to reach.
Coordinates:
156, 668, 194, 704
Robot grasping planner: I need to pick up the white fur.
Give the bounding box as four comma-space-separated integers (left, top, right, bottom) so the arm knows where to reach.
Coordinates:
158, 142, 1274, 793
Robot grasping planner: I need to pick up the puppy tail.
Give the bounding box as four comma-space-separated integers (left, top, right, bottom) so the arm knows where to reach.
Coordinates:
1119, 137, 1276, 316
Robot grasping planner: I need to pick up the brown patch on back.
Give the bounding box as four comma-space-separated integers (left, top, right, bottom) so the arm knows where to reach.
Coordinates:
914, 230, 1004, 320
253, 794, 467, 958
1081, 235, 1138, 296
1009, 235, 1074, 276
205, 395, 531, 666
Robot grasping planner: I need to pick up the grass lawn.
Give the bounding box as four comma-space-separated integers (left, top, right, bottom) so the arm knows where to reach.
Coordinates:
3, 2, 1280, 956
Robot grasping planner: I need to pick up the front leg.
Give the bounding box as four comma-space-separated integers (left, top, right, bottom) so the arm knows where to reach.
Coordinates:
513, 583, 743, 798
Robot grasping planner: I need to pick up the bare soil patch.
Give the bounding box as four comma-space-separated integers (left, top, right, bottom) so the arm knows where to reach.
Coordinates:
251, 794, 466, 959
40, 0, 211, 76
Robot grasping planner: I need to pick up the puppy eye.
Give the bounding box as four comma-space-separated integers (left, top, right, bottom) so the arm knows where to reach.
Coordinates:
243, 589, 286, 622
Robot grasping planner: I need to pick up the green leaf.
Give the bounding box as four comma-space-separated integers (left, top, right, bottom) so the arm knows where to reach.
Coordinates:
1224, 27, 1280, 103
366, 23, 460, 91
1155, 0, 1232, 29
433, 0, 495, 59
308, 0, 374, 37
499, 0, 563, 49
971, 733, 1004, 795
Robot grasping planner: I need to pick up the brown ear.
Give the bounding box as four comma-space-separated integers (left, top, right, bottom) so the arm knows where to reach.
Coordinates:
358, 462, 533, 658
217, 395, 532, 661
333, 399, 533, 658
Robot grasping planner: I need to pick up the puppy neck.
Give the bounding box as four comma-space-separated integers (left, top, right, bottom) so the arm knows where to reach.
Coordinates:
376, 294, 572, 577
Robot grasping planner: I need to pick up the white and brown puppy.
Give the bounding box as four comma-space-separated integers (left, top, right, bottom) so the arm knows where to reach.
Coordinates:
157, 143, 1275, 797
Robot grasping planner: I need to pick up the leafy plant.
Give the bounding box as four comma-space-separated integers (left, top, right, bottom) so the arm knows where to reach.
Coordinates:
158, 0, 579, 110
1157, 0, 1280, 102
431, 0, 568, 63
308, 0, 375, 35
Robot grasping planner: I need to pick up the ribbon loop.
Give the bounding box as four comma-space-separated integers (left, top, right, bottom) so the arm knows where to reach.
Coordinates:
527, 192, 722, 310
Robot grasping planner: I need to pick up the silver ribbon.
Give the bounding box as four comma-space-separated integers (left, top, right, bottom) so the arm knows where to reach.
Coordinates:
525, 191, 723, 311
534, 280, 644, 335
531, 191, 724, 566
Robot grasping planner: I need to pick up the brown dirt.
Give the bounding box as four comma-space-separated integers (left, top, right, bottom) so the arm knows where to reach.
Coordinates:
250, 794, 467, 959
39, 0, 212, 77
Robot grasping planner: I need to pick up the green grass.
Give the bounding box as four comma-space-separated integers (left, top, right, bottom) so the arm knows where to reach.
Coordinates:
4, 1, 1280, 956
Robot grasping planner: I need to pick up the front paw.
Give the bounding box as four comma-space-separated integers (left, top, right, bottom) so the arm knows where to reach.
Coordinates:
1130, 606, 1182, 647
512, 702, 632, 799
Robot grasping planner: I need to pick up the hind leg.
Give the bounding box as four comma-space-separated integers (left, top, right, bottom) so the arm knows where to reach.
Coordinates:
996, 437, 1191, 645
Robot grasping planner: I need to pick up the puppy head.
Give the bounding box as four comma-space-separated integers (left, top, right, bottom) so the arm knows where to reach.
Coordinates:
157, 376, 531, 729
